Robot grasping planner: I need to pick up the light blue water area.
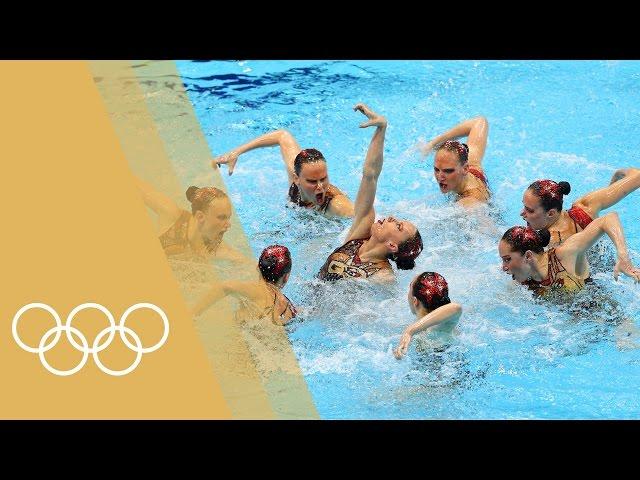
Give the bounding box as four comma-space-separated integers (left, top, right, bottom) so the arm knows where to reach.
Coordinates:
175, 60, 640, 419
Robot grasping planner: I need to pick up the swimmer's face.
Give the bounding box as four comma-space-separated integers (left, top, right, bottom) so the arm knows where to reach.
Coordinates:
434, 150, 468, 194
198, 196, 232, 241
372, 216, 418, 254
294, 161, 329, 206
499, 240, 531, 282
521, 189, 556, 230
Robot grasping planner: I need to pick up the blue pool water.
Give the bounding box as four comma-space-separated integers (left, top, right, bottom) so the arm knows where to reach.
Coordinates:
176, 60, 640, 419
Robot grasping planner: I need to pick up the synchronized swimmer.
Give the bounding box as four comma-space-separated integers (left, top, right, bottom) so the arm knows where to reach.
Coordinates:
420, 116, 490, 208
191, 245, 297, 326
215, 128, 354, 217
136, 176, 248, 264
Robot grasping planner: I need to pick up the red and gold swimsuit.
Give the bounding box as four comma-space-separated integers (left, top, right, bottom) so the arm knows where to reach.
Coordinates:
266, 283, 297, 325
567, 204, 593, 230
549, 205, 594, 245
522, 248, 585, 296
158, 210, 192, 255
318, 237, 393, 281
458, 167, 490, 202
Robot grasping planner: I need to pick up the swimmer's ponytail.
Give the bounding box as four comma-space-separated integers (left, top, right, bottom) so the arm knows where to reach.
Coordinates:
538, 229, 551, 249
389, 229, 423, 270
393, 257, 416, 270
186, 186, 199, 202
558, 181, 571, 196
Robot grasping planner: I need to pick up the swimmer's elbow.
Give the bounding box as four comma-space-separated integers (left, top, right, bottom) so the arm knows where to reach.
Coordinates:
474, 116, 489, 128
602, 211, 620, 224
362, 169, 380, 182
629, 167, 640, 183
275, 129, 294, 143
448, 302, 462, 316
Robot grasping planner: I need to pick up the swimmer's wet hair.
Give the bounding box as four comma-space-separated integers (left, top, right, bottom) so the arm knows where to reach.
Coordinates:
502, 226, 551, 255
528, 179, 571, 212
185, 186, 228, 215
436, 140, 469, 165
412, 272, 451, 311
259, 245, 292, 283
389, 229, 423, 270
294, 148, 326, 176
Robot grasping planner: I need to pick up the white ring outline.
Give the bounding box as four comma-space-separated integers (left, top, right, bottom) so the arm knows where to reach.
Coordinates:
92, 325, 143, 376
119, 303, 169, 354
38, 325, 89, 376
12, 303, 62, 353
66, 302, 116, 354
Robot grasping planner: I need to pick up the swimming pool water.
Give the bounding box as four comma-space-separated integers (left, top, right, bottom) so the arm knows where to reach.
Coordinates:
175, 60, 640, 419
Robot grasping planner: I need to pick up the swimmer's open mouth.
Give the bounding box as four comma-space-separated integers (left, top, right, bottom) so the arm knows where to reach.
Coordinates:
316, 193, 324, 203
439, 183, 447, 190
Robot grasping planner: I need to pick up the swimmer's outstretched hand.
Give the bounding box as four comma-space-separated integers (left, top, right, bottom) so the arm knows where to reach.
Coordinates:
354, 103, 387, 129
393, 330, 413, 359
614, 256, 640, 284
212, 151, 239, 176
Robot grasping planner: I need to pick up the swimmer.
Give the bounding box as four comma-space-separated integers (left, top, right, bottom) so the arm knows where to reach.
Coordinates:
499, 213, 640, 298
419, 116, 490, 208
213, 130, 354, 217
394, 272, 462, 359
191, 244, 297, 326
135, 177, 247, 263
521, 170, 640, 248
317, 103, 423, 283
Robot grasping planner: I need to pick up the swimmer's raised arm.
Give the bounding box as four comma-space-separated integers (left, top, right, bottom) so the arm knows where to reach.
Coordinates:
557, 212, 640, 282
393, 303, 462, 359
346, 103, 388, 241
133, 176, 181, 228
575, 167, 640, 219
213, 129, 301, 183
420, 116, 489, 168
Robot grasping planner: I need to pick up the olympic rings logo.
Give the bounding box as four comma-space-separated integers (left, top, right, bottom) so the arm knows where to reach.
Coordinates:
12, 303, 169, 377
